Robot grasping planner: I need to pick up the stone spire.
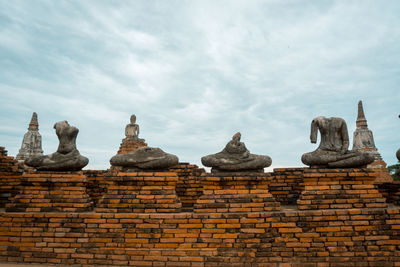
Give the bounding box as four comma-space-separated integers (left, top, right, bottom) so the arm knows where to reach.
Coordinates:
356, 100, 368, 128
28, 112, 39, 131
352, 101, 393, 183
352, 100, 379, 157
16, 112, 43, 160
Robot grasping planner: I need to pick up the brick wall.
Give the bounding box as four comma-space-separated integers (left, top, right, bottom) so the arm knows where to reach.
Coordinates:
378, 181, 400, 206
298, 168, 387, 210
96, 171, 181, 213
170, 163, 205, 212
0, 209, 400, 266
84, 170, 108, 205
269, 168, 305, 205
117, 138, 147, 154
0, 147, 21, 208
2, 145, 400, 265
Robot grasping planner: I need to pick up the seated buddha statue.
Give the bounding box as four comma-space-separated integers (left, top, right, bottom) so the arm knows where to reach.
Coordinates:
201, 132, 272, 172
25, 121, 89, 171
125, 114, 140, 140
301, 116, 374, 168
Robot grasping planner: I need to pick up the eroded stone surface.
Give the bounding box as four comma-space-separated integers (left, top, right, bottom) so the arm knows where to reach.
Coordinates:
352, 100, 381, 160
110, 147, 178, 170
16, 112, 43, 160
25, 121, 88, 171
301, 116, 374, 168
125, 114, 144, 142
201, 132, 272, 172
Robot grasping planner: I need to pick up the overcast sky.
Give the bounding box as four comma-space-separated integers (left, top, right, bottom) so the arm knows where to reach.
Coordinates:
0, 0, 399, 170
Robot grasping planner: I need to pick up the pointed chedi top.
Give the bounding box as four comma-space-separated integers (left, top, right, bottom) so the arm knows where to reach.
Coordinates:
28, 112, 39, 131
352, 100, 381, 159
17, 112, 43, 161
356, 100, 368, 128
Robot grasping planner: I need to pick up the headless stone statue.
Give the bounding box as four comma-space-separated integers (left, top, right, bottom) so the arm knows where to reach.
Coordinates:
25, 121, 89, 171
125, 115, 141, 141
201, 132, 272, 172
110, 147, 178, 170
301, 116, 374, 168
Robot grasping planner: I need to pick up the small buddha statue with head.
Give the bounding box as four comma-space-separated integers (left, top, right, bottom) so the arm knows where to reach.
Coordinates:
125, 114, 139, 140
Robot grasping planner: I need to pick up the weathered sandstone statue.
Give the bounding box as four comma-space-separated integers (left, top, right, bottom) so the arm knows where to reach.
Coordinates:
25, 121, 88, 171
201, 132, 272, 172
301, 116, 374, 168
111, 115, 177, 170
110, 147, 178, 170
16, 112, 43, 160
125, 114, 144, 141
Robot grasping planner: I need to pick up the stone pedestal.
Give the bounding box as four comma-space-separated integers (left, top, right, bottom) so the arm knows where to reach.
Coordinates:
111, 139, 149, 172
5, 172, 93, 212
297, 168, 387, 210
194, 173, 280, 213
96, 171, 181, 213
117, 138, 147, 154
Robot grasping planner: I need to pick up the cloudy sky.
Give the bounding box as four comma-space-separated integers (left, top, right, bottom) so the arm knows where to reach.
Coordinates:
0, 0, 399, 170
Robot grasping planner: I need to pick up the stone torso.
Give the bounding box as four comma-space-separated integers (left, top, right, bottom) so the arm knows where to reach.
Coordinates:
314, 117, 348, 152
56, 125, 78, 154
125, 124, 139, 139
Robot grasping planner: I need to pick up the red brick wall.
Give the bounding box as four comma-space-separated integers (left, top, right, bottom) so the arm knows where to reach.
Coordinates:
268, 168, 305, 205
0, 209, 400, 266
84, 170, 108, 205
170, 163, 205, 212
1, 146, 400, 265
0, 147, 21, 208
378, 181, 400, 206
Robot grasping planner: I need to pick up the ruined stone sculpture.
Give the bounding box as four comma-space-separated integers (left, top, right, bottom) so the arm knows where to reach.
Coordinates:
25, 121, 88, 171
110, 147, 179, 170
352, 101, 392, 182
125, 114, 142, 141
352, 101, 381, 159
16, 112, 43, 160
201, 132, 272, 172
301, 116, 374, 168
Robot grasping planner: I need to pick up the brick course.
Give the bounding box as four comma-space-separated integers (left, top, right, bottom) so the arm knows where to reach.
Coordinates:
5, 172, 93, 213
96, 171, 182, 213
170, 163, 205, 212
269, 168, 305, 205
297, 168, 387, 210
117, 138, 147, 155
194, 172, 280, 213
